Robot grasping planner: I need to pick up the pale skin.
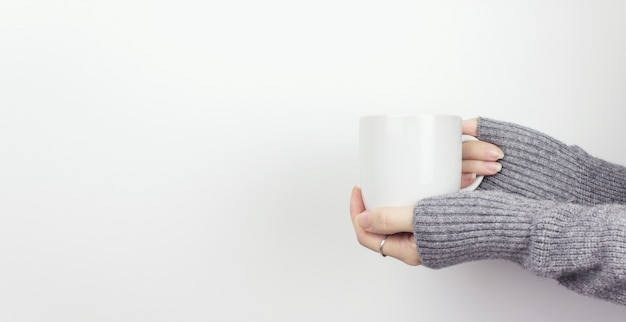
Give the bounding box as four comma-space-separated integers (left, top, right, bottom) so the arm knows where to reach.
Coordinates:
349, 118, 504, 266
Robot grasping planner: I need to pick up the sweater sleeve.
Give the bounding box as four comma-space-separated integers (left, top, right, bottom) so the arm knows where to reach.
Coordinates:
477, 117, 626, 205
413, 190, 626, 305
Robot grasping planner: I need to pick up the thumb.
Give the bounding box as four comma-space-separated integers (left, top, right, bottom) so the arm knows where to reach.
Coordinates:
356, 206, 414, 234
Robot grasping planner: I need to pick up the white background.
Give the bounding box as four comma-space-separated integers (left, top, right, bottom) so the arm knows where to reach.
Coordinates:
2, 1, 626, 321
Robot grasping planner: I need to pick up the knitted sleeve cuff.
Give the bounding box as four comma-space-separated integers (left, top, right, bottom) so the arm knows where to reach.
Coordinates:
413, 191, 533, 269
413, 190, 626, 305
476, 117, 580, 202
476, 117, 626, 205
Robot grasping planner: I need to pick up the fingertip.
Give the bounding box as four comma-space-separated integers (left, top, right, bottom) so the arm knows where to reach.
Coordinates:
488, 148, 504, 160
350, 185, 358, 197
350, 185, 366, 217
485, 162, 502, 173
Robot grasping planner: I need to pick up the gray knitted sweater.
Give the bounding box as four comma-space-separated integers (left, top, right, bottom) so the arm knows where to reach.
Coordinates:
413, 118, 626, 305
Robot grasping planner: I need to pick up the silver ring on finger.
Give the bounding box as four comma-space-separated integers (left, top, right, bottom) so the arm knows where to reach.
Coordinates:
379, 235, 389, 257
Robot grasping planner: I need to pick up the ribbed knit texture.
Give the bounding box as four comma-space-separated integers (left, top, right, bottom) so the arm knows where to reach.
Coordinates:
477, 117, 626, 204
413, 118, 626, 305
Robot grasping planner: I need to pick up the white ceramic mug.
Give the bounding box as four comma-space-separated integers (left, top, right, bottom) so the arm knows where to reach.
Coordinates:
359, 114, 483, 209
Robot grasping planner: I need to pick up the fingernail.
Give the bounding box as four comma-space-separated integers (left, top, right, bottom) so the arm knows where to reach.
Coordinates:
357, 211, 371, 230
486, 162, 502, 172
489, 148, 504, 160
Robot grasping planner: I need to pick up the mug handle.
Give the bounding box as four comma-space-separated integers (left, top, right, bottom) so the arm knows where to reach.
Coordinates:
460, 135, 484, 192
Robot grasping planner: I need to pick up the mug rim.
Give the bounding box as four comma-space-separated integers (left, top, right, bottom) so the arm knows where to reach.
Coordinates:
359, 113, 461, 121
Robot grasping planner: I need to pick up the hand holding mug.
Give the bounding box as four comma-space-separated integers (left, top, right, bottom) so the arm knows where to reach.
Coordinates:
350, 117, 504, 265
460, 118, 504, 188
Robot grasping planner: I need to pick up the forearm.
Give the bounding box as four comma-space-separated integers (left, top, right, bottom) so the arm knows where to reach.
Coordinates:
414, 190, 626, 305
477, 118, 626, 205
